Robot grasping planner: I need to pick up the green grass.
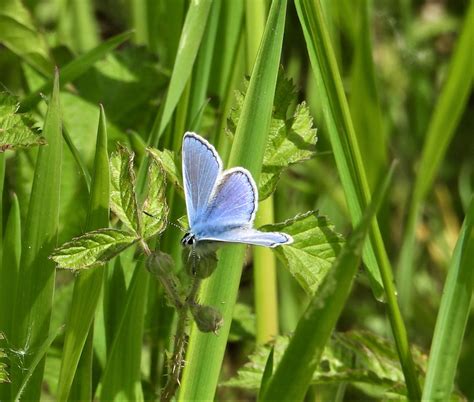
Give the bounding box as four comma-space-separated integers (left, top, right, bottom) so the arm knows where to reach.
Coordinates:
0, 0, 472, 401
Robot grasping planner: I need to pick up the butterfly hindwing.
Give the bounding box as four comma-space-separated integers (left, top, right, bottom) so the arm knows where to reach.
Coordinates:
194, 168, 257, 234
199, 227, 292, 247
182, 132, 222, 227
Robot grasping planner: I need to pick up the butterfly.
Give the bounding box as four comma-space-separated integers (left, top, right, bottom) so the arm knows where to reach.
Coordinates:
181, 132, 293, 254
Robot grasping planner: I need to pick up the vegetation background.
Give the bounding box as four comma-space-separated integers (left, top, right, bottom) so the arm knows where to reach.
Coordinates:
0, 0, 472, 401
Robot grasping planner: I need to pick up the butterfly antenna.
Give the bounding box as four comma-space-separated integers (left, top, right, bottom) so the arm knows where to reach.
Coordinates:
143, 211, 186, 232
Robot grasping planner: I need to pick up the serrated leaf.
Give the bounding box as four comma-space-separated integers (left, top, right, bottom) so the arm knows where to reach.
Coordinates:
51, 228, 139, 270
142, 154, 169, 239
229, 303, 256, 342
147, 147, 183, 195
261, 211, 344, 295
0, 92, 45, 151
228, 71, 317, 200
223, 330, 428, 399
110, 146, 141, 235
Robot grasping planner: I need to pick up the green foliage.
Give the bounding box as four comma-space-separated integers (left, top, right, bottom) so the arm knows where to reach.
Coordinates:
228, 72, 318, 200
51, 229, 138, 270
147, 147, 183, 195
110, 146, 142, 235
0, 0, 471, 401
142, 153, 169, 239
224, 330, 427, 399
0, 0, 52, 75
0, 333, 8, 384
9, 70, 62, 400
263, 211, 344, 295
0, 92, 45, 151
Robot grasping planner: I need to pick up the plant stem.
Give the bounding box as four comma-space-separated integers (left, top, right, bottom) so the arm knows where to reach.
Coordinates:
161, 273, 202, 402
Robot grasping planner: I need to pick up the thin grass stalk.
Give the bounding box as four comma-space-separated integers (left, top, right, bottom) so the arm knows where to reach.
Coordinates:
57, 105, 110, 401
295, 0, 421, 399
178, 1, 287, 400
397, 2, 474, 316
245, 0, 279, 346
422, 196, 474, 401
254, 196, 279, 343
70, 0, 99, 52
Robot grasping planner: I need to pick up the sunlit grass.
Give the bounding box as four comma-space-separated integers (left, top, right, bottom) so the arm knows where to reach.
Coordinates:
0, 0, 472, 401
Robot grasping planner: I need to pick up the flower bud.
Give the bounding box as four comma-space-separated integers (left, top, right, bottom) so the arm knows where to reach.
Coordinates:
190, 304, 223, 334
146, 251, 174, 277
183, 251, 218, 279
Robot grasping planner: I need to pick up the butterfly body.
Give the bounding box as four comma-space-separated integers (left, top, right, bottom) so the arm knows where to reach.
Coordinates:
181, 132, 292, 254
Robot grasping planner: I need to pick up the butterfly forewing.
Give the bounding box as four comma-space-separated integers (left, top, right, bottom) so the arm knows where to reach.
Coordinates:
182, 132, 222, 227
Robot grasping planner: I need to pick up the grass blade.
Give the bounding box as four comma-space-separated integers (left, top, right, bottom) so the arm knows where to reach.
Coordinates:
56, 105, 110, 401
178, 1, 287, 400
0, 193, 21, 400
398, 1, 474, 315
262, 162, 395, 401
295, 1, 421, 398
20, 31, 134, 111
10, 68, 63, 400
422, 196, 474, 401
100, 266, 149, 402
148, 0, 213, 146
348, 0, 386, 189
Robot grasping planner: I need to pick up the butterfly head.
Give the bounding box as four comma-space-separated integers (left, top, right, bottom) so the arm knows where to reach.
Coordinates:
181, 232, 197, 247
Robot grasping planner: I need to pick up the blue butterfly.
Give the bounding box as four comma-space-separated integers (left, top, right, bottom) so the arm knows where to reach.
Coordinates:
181, 132, 293, 254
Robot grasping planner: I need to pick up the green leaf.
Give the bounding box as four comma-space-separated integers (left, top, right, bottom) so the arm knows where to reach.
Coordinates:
142, 153, 169, 239
0, 333, 9, 384
56, 104, 110, 401
0, 193, 21, 356
149, 0, 213, 146
229, 303, 256, 342
12, 326, 63, 401
224, 330, 428, 399
398, 1, 474, 316
228, 72, 318, 200
422, 196, 474, 401
147, 147, 183, 195
10, 69, 62, 400
51, 228, 138, 270
0, 0, 53, 76
20, 31, 134, 111
100, 266, 149, 402
262, 211, 344, 295
0, 92, 45, 151
110, 146, 141, 235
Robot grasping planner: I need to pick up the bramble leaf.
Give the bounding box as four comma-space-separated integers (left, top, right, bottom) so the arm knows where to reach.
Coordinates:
147, 147, 183, 195
51, 228, 139, 270
142, 153, 169, 239
228, 71, 318, 200
223, 330, 428, 400
261, 211, 344, 295
0, 92, 45, 151
110, 145, 141, 234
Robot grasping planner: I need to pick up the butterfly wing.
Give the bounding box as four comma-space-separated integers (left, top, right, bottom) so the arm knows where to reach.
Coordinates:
199, 227, 293, 248
192, 167, 257, 235
182, 132, 222, 228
